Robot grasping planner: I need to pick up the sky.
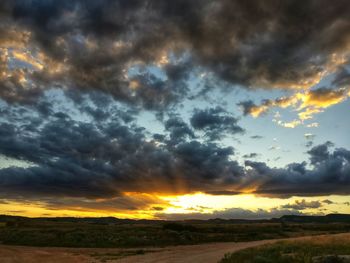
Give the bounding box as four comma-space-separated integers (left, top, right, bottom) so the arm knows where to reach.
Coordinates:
0, 0, 349, 219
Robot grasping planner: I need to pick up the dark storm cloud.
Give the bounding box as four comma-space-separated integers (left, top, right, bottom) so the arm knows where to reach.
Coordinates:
307, 141, 334, 165
126, 61, 193, 111
1, 89, 350, 203
245, 142, 350, 197
164, 115, 195, 144
0, 0, 194, 108
190, 107, 244, 140
0, 91, 350, 207
173, 141, 244, 185
0, 92, 245, 204
1, 0, 350, 105
41, 194, 169, 213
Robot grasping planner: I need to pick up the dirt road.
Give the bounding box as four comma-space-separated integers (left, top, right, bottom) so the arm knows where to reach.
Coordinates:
117, 239, 280, 263
0, 233, 349, 263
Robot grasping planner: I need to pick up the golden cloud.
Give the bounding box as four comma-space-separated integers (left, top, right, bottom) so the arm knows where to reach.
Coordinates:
298, 88, 350, 109
246, 86, 350, 127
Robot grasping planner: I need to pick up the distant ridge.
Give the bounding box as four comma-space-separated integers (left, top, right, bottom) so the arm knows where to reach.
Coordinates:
279, 214, 350, 223
0, 214, 349, 224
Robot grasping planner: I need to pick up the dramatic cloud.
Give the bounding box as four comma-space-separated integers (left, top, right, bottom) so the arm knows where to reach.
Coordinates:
40, 193, 169, 213
245, 142, 350, 197
0, 91, 349, 210
0, 92, 245, 206
307, 141, 334, 165
165, 115, 195, 144
299, 87, 350, 110
0, 0, 350, 106
190, 107, 244, 140
238, 97, 295, 118
239, 86, 350, 127
239, 68, 350, 125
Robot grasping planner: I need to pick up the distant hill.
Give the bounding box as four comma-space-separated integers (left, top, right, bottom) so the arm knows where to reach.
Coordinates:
279, 214, 350, 223
0, 214, 349, 225
0, 215, 164, 225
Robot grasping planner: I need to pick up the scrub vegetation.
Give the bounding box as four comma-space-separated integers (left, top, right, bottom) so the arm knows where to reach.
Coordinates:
220, 235, 350, 263
0, 215, 349, 248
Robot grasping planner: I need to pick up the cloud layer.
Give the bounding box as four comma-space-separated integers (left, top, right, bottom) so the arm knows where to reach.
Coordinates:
1, 0, 350, 106
0, 92, 349, 212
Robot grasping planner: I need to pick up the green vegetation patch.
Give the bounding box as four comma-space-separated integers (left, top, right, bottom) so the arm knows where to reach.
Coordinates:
220, 237, 350, 263
0, 215, 350, 248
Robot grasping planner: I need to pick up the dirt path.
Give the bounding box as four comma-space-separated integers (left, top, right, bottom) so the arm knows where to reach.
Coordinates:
0, 233, 349, 263
117, 239, 279, 263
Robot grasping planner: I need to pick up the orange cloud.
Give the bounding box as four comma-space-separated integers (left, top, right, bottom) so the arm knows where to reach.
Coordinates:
244, 87, 350, 127
298, 87, 350, 108
243, 96, 297, 118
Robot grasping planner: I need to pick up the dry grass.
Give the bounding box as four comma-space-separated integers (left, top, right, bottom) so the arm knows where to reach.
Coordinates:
220, 234, 350, 263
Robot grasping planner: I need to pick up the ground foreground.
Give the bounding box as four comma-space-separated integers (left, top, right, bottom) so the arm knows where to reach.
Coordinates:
1, 215, 350, 248
220, 232, 350, 263
0, 233, 349, 263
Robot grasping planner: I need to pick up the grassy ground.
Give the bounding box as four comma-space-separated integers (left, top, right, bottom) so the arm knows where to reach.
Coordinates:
0, 219, 350, 248
220, 235, 350, 263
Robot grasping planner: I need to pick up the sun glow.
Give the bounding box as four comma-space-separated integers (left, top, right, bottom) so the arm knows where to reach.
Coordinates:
1, 194, 350, 219
160, 193, 350, 216
162, 193, 281, 214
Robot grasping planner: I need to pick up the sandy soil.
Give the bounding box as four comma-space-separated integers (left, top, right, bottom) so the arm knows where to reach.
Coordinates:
0, 233, 349, 263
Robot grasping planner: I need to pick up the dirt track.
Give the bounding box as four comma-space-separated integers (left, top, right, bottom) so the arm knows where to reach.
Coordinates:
0, 233, 349, 263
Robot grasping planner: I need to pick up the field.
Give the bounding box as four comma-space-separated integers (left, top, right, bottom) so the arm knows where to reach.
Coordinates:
0, 215, 350, 262
0, 233, 349, 263
220, 234, 350, 263
1, 215, 350, 248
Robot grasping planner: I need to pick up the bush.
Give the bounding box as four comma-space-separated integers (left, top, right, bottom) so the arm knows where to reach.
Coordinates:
162, 223, 198, 232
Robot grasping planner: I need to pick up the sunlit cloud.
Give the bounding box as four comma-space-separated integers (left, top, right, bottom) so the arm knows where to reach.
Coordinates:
241, 86, 350, 127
